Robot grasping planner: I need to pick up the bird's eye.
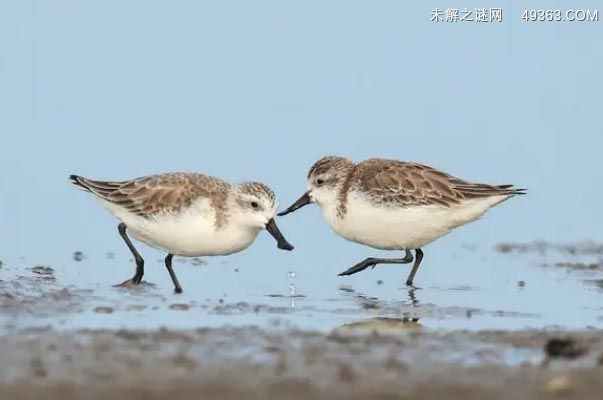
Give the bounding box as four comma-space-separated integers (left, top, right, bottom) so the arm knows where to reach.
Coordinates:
316, 178, 325, 186
251, 201, 259, 209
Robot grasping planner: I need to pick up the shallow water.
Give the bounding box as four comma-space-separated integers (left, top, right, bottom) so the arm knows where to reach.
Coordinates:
1, 241, 601, 333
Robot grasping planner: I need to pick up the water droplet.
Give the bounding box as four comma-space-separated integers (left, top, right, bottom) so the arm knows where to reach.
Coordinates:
289, 284, 296, 296
288, 271, 296, 279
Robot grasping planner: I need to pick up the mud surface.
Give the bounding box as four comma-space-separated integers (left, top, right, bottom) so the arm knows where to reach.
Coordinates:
1, 242, 602, 399
495, 241, 603, 256
0, 327, 602, 400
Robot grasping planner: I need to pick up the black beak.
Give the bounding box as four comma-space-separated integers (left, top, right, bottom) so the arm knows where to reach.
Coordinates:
277, 192, 311, 216
265, 218, 294, 251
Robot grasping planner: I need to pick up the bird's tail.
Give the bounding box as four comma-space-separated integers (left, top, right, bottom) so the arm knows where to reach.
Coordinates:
453, 182, 527, 199
69, 174, 125, 199
69, 174, 92, 192
494, 184, 527, 196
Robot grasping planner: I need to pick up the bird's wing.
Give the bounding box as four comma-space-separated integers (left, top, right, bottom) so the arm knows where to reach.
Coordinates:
70, 172, 230, 217
355, 159, 524, 208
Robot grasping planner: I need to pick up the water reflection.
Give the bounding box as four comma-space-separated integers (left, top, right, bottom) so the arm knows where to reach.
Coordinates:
1, 244, 602, 333
338, 285, 422, 322
336, 316, 423, 334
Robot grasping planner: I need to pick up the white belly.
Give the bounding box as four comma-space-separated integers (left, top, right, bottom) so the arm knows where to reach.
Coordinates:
322, 194, 509, 250
101, 198, 259, 257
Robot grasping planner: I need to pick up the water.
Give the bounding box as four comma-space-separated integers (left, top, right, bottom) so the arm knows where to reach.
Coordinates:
0, 241, 601, 333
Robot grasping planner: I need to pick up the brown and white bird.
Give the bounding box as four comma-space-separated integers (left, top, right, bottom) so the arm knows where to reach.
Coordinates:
70, 173, 293, 293
278, 156, 524, 286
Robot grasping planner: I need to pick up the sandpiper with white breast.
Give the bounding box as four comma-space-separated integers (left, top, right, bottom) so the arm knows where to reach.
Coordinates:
70, 172, 294, 293
278, 156, 525, 286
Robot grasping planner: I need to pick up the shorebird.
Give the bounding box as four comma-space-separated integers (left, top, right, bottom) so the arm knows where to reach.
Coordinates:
70, 173, 294, 293
278, 156, 525, 286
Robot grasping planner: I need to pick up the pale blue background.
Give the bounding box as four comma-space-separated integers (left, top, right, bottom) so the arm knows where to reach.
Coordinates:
0, 1, 601, 328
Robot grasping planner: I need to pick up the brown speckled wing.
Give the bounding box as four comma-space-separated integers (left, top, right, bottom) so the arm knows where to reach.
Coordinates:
354, 159, 522, 208
73, 173, 231, 219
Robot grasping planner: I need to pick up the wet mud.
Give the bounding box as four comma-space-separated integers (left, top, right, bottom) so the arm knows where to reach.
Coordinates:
0, 241, 602, 399
0, 327, 602, 400
495, 241, 603, 256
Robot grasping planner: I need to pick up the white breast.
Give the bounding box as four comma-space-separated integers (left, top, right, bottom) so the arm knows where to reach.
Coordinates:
321, 193, 510, 250
100, 198, 260, 257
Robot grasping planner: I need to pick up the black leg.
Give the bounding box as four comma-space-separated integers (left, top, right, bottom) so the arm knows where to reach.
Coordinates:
338, 249, 414, 276
164, 254, 183, 294
114, 222, 145, 287
405, 248, 424, 286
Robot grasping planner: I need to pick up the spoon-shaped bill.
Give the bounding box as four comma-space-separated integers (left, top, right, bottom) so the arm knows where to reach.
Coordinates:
277, 192, 311, 216
265, 218, 294, 250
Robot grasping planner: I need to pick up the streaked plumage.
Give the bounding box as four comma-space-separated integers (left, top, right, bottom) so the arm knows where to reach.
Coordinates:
279, 156, 525, 286
71, 172, 292, 293
73, 173, 232, 225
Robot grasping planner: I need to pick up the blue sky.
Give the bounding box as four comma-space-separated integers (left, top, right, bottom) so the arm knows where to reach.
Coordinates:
1, 1, 601, 267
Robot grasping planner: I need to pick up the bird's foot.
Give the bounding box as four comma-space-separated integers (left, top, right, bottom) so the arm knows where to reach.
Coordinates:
338, 260, 376, 276
113, 278, 140, 288
112, 276, 155, 289
405, 280, 422, 289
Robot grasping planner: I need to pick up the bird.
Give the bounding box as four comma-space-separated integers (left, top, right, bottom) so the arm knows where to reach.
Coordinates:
278, 156, 525, 286
70, 172, 294, 293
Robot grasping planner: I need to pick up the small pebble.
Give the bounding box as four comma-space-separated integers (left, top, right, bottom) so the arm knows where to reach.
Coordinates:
545, 376, 571, 395
545, 338, 587, 359
94, 306, 114, 314
496, 243, 513, 253
169, 303, 190, 311
73, 251, 84, 262
517, 280, 526, 287
31, 266, 54, 276
377, 280, 383, 285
